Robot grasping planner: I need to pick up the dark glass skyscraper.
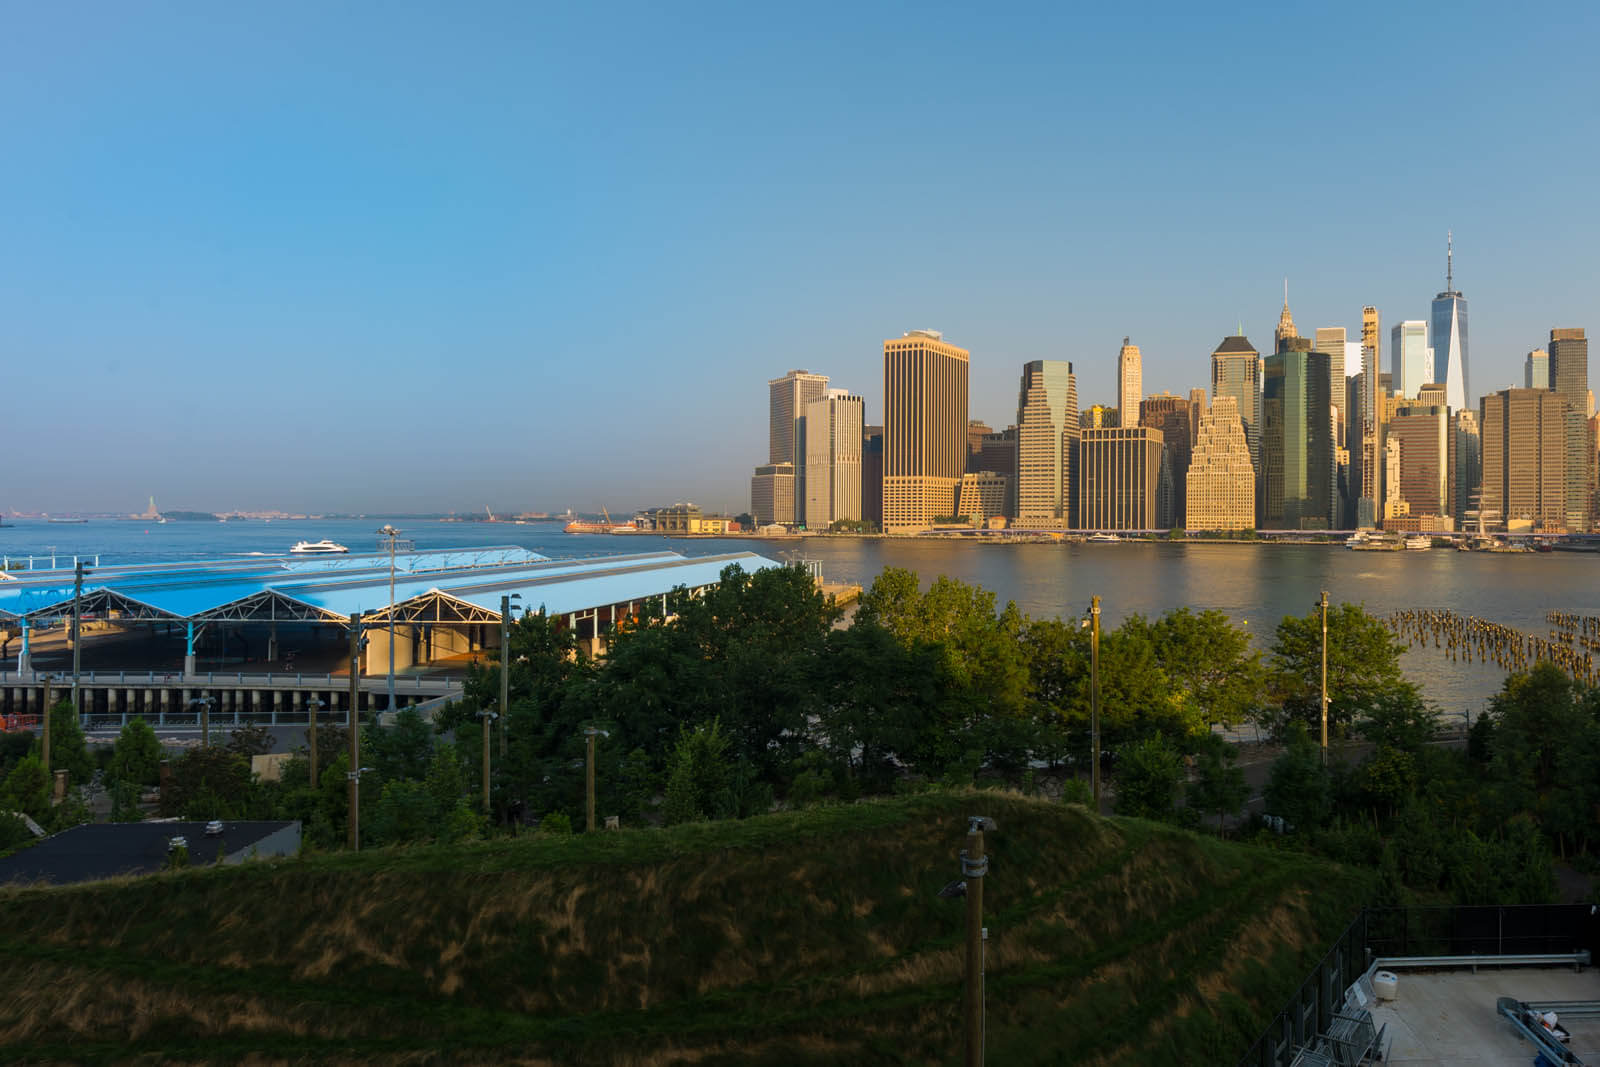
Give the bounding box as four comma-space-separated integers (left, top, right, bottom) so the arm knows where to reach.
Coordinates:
1261, 337, 1335, 529
1431, 232, 1469, 411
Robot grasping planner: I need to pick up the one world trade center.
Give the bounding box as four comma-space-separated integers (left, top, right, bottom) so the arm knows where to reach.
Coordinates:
1431, 232, 1469, 411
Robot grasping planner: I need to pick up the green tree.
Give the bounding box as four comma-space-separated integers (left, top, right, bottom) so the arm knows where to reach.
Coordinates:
364, 707, 434, 784
1186, 733, 1249, 834
1263, 728, 1333, 832
1145, 608, 1265, 729
109, 718, 163, 787
366, 780, 440, 847
1361, 746, 1417, 821
225, 723, 277, 758
1267, 603, 1406, 738
108, 779, 145, 823
161, 746, 253, 819
45, 702, 93, 785
1114, 735, 1184, 821
1, 753, 51, 818
1358, 685, 1436, 753
661, 719, 732, 825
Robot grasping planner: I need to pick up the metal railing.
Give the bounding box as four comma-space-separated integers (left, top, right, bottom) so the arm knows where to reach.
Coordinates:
1238, 905, 1598, 1066
0, 669, 461, 693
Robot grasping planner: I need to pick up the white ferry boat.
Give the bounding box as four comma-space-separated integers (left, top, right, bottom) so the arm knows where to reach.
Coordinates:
289, 540, 349, 555
1404, 535, 1432, 551
1086, 532, 1121, 543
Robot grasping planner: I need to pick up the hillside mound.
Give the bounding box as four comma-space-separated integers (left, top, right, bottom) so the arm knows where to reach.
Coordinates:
0, 792, 1369, 1064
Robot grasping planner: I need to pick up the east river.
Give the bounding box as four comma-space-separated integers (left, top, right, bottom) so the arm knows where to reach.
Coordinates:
5, 519, 1594, 717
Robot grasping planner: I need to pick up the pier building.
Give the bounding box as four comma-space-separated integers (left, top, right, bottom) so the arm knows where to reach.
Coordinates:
0, 545, 782, 726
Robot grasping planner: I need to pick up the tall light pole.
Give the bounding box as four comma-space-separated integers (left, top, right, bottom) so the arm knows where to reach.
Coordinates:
962, 815, 995, 1067
376, 526, 402, 713
41, 674, 54, 772
306, 696, 325, 786
478, 706, 497, 814
584, 726, 609, 832
71, 561, 89, 718
347, 613, 365, 850
1319, 590, 1330, 761
189, 696, 215, 748
1080, 596, 1102, 810
499, 593, 520, 758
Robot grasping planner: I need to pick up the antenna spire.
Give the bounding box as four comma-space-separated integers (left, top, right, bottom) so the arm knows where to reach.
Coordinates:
1446, 230, 1453, 292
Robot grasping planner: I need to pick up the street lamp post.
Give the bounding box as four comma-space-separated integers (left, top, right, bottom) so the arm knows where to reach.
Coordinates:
189, 696, 215, 748
499, 593, 520, 758
71, 561, 90, 718
478, 707, 498, 814
376, 526, 402, 713
1090, 595, 1101, 811
962, 815, 995, 1067
306, 696, 325, 786
1319, 590, 1330, 761
41, 674, 54, 772
584, 726, 609, 832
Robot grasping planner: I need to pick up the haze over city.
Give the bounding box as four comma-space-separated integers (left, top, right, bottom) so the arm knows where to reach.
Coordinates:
4, 2, 1597, 514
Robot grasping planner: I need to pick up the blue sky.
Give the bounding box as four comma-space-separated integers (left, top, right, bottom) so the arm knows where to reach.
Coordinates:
4, 1, 1596, 514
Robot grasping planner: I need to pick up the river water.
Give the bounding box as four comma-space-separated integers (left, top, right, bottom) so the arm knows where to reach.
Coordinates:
4, 519, 1592, 716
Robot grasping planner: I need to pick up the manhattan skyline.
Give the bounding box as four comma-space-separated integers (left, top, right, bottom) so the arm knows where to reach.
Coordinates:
4, 3, 1597, 514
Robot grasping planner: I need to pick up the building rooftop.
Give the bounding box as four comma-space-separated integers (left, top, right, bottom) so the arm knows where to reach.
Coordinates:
0, 820, 300, 886
1372, 967, 1600, 1066
1214, 335, 1258, 354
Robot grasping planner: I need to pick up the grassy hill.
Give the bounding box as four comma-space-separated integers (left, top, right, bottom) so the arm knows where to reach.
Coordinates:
0, 792, 1371, 1065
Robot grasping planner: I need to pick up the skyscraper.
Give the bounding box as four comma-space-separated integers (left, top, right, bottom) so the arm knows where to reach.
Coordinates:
1186, 396, 1255, 531
882, 330, 969, 532
1275, 284, 1298, 349
1140, 393, 1193, 523
1525, 349, 1550, 390
1079, 426, 1163, 531
763, 368, 829, 523
1480, 388, 1567, 531
1211, 333, 1262, 474
1448, 409, 1481, 530
801, 390, 864, 530
1388, 403, 1450, 529
1550, 329, 1592, 532
1358, 305, 1382, 527
1261, 335, 1335, 529
1431, 233, 1470, 412
1313, 327, 1347, 431
1390, 321, 1431, 400
1117, 338, 1142, 424
1014, 360, 1078, 528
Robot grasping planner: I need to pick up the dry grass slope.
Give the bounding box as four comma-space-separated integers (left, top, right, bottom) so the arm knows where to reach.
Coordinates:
0, 792, 1371, 1065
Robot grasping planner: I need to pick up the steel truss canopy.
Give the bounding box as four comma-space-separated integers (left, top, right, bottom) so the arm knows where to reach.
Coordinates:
0, 546, 786, 627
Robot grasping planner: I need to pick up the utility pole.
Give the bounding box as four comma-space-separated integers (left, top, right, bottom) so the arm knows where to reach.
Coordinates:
480, 705, 494, 814
306, 696, 324, 787
585, 726, 602, 832
347, 612, 363, 851
1319, 590, 1330, 761
961, 815, 994, 1067
376, 526, 401, 714
1090, 595, 1102, 811
41, 675, 53, 772
500, 594, 511, 758
71, 561, 85, 718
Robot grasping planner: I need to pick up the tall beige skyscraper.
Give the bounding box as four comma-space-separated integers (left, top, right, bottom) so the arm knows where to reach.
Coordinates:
1079, 426, 1163, 531
1141, 393, 1193, 523
801, 390, 864, 530
1186, 396, 1255, 530
883, 330, 969, 532
1313, 327, 1347, 433
1014, 360, 1078, 528
1389, 404, 1451, 529
1275, 284, 1299, 349
1480, 387, 1566, 531
762, 369, 829, 523
1117, 338, 1142, 424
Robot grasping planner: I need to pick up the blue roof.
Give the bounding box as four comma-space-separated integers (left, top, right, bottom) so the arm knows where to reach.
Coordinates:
0, 547, 783, 624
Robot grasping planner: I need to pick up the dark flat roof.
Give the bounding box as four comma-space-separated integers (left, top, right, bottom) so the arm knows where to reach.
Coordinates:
0, 820, 295, 887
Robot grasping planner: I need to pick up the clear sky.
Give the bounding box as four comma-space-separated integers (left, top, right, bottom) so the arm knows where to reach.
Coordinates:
4, 1, 1597, 515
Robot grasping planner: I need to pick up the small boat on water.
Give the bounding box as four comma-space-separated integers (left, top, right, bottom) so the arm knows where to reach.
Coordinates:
1404, 535, 1431, 551
1345, 532, 1371, 548
1086, 532, 1121, 543
290, 540, 349, 555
